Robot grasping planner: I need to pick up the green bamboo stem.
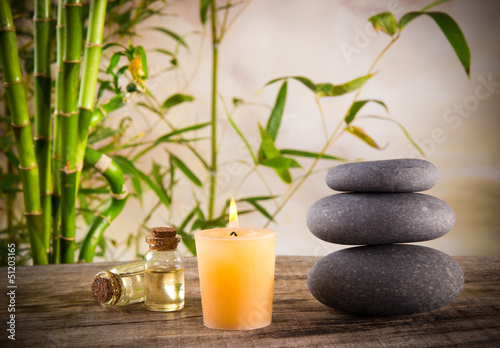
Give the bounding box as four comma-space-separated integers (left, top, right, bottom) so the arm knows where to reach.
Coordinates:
0, 0, 48, 264
59, 0, 82, 263
78, 147, 128, 262
208, 0, 218, 220
34, 0, 53, 256
51, 0, 65, 264
76, 0, 108, 174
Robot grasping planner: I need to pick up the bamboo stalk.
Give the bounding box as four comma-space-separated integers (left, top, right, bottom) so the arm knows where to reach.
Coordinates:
34, 0, 53, 257
79, 147, 128, 262
59, 0, 82, 263
208, 0, 218, 220
76, 0, 108, 174
0, 0, 48, 264
51, 0, 65, 264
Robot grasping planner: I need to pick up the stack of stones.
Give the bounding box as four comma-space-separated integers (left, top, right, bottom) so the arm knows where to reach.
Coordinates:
306, 159, 464, 316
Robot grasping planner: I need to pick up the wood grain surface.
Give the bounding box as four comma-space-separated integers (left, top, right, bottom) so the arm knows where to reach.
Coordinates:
1, 256, 499, 347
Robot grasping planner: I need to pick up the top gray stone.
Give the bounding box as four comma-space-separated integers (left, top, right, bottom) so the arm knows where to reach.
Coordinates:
326, 158, 439, 193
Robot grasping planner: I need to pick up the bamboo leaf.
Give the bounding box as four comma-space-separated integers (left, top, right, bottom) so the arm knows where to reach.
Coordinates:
102, 42, 126, 51
101, 95, 124, 114
152, 162, 169, 202
97, 81, 112, 102
177, 229, 196, 255
260, 157, 301, 169
291, 76, 316, 91
154, 122, 210, 145
280, 149, 348, 162
398, 11, 470, 76
107, 52, 122, 74
162, 93, 195, 109
226, 111, 257, 164
264, 75, 372, 98
258, 125, 281, 160
315, 74, 373, 97
420, 0, 452, 11
266, 81, 287, 141
154, 48, 174, 57
170, 154, 202, 187
200, 0, 210, 25
345, 99, 388, 124
345, 126, 381, 149
137, 168, 170, 208
243, 200, 274, 221
149, 27, 188, 48
135, 46, 149, 79
425, 12, 470, 77
358, 115, 424, 156
369, 12, 398, 36
112, 155, 143, 201
238, 196, 277, 203
88, 126, 122, 145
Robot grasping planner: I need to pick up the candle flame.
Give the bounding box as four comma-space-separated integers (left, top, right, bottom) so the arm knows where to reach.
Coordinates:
228, 197, 239, 228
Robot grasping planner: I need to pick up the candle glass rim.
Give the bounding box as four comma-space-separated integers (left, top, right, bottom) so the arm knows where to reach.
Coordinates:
195, 227, 276, 241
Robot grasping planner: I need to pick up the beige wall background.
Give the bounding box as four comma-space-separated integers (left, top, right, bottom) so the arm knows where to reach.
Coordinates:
97, 0, 500, 259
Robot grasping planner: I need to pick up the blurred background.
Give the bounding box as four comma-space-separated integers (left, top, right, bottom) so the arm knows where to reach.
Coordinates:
2, 0, 498, 261
100, 0, 498, 258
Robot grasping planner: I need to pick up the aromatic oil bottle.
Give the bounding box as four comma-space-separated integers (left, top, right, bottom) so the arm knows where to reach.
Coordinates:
144, 227, 184, 312
91, 261, 145, 306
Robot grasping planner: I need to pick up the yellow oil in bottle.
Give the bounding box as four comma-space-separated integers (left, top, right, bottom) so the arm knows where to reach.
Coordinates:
144, 268, 184, 312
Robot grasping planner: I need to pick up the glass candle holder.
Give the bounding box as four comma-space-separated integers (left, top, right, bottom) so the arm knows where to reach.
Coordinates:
195, 228, 277, 330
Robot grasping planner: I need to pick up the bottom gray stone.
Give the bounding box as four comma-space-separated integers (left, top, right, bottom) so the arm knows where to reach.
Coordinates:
307, 244, 464, 316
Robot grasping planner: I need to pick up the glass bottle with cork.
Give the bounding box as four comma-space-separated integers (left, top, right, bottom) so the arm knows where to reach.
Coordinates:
144, 227, 185, 312
91, 261, 145, 306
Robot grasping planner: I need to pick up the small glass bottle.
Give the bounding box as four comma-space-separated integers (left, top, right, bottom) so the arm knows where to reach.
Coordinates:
91, 261, 145, 306
144, 227, 184, 312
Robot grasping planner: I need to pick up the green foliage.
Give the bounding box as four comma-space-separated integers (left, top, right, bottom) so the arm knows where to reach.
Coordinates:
0, 0, 471, 264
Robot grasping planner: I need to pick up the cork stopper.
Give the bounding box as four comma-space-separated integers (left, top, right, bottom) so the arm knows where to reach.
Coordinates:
150, 227, 177, 238
146, 227, 180, 251
91, 272, 121, 304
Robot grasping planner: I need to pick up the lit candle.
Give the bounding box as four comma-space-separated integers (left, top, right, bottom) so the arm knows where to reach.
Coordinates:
195, 199, 277, 330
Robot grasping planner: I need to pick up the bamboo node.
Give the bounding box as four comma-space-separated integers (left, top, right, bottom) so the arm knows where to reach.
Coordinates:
18, 163, 39, 171
111, 189, 128, 201
76, 162, 84, 172
63, 60, 82, 63
11, 121, 30, 128
60, 166, 77, 174
78, 106, 94, 112
40, 191, 53, 197
24, 211, 43, 216
4, 80, 23, 87
0, 27, 15, 32
59, 111, 78, 118
64, 2, 83, 7
59, 235, 76, 241
85, 43, 103, 48
34, 135, 52, 142
56, 24, 65, 29
99, 215, 112, 224
95, 154, 112, 173
33, 72, 52, 79
33, 17, 54, 22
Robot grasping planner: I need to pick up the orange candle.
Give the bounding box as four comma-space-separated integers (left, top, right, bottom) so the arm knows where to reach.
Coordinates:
195, 227, 277, 330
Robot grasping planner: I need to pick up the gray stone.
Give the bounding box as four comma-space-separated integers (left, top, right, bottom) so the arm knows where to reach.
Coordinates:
306, 193, 455, 245
307, 244, 464, 316
326, 159, 439, 193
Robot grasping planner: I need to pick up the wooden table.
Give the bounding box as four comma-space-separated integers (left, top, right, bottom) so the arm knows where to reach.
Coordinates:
1, 256, 499, 347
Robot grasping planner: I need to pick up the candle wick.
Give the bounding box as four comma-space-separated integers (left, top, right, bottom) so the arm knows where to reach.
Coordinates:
230, 231, 237, 237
